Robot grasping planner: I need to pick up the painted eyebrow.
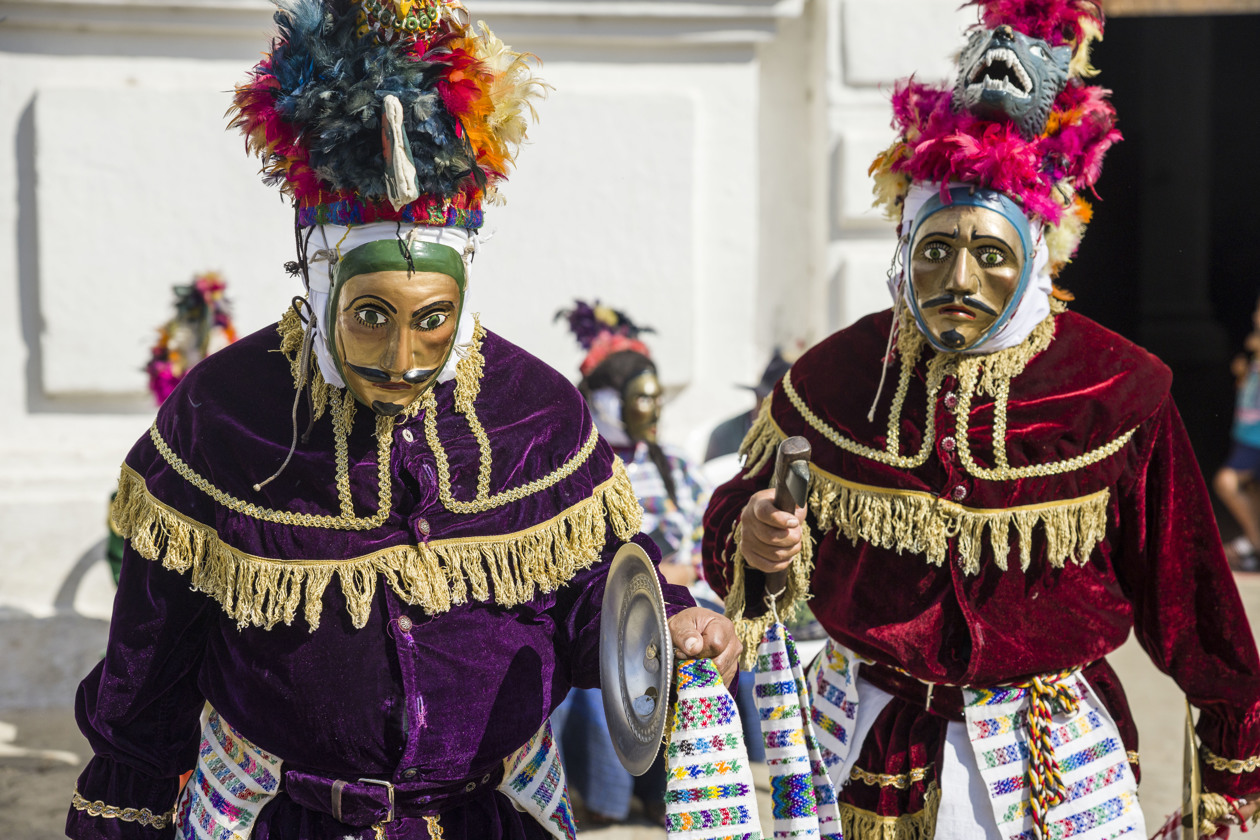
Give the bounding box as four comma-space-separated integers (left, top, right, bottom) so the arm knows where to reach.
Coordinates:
970, 233, 1013, 246
918, 224, 961, 240
410, 300, 457, 326
346, 294, 397, 314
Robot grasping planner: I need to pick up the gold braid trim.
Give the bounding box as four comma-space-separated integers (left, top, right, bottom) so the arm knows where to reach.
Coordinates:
725, 516, 816, 671
277, 307, 330, 423
110, 460, 642, 631
70, 789, 174, 829
849, 765, 932, 789
1202, 746, 1260, 774
807, 462, 1110, 575
838, 783, 940, 840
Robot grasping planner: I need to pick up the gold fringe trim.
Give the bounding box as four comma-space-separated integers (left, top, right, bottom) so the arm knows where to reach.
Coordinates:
725, 518, 816, 671
809, 466, 1110, 575
110, 460, 643, 631
838, 783, 940, 840
277, 307, 331, 423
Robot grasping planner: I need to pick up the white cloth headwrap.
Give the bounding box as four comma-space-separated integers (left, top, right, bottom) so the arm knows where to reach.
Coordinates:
587, 387, 632, 448
890, 183, 1052, 356
304, 222, 478, 389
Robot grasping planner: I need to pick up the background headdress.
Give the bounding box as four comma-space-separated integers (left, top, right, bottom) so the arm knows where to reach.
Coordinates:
145, 273, 237, 405
229, 0, 547, 229
558, 300, 656, 379
870, 0, 1119, 278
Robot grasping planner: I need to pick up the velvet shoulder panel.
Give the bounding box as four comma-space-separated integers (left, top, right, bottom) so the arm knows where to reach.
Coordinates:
110, 321, 643, 631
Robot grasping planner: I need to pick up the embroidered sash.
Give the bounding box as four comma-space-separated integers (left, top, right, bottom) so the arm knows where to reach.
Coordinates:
665, 659, 765, 840
755, 622, 843, 839
498, 722, 577, 840
174, 707, 283, 840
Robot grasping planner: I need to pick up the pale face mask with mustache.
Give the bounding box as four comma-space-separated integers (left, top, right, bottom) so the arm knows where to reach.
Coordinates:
907, 190, 1032, 354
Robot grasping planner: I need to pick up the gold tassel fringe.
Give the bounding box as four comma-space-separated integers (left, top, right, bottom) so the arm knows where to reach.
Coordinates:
725, 519, 816, 672
838, 784, 941, 840
810, 468, 1109, 576
110, 459, 642, 632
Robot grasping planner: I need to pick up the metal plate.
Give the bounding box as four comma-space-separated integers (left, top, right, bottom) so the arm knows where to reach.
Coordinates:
599, 542, 673, 776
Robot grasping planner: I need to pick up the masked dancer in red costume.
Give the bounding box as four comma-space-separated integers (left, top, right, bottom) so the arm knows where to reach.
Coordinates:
703, 3, 1260, 839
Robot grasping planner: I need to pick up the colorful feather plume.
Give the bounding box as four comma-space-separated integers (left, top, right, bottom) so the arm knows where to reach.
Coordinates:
146, 273, 237, 405
870, 73, 1119, 273
556, 300, 655, 377
227, 0, 546, 228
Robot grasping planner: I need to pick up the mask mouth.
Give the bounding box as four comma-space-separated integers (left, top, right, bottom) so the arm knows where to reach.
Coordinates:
346, 363, 439, 386
968, 47, 1032, 99
923, 294, 1000, 318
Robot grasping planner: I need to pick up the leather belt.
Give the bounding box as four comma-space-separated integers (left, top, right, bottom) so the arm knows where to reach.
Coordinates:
283, 764, 504, 828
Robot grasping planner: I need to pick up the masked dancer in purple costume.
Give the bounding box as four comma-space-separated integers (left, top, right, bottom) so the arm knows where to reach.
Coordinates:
66, 3, 739, 839
705, 2, 1260, 839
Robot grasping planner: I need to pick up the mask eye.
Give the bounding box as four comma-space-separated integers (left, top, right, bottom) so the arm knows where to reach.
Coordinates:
1030, 44, 1048, 61
416, 312, 449, 331
977, 248, 1007, 267
355, 307, 389, 328
921, 243, 950, 262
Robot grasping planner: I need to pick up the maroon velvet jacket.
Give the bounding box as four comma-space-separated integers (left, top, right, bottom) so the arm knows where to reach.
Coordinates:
703, 308, 1260, 801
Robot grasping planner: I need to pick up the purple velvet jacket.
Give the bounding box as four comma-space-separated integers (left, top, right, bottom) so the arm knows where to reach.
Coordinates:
68, 322, 693, 840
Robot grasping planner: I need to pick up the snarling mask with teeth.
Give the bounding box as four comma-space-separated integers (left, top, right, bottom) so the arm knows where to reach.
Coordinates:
955, 24, 1072, 139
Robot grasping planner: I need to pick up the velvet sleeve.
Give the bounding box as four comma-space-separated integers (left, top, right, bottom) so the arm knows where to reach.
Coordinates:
1113, 396, 1260, 799
552, 530, 696, 690
66, 541, 214, 840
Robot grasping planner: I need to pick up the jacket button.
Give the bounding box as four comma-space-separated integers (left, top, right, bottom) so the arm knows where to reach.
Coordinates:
941, 436, 956, 453
464, 781, 477, 792
397, 615, 413, 633
402, 428, 415, 443
943, 392, 959, 410
951, 485, 968, 501
416, 518, 431, 536
402, 767, 419, 780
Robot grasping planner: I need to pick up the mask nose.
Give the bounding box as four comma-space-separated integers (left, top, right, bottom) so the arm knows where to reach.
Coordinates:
944, 249, 980, 296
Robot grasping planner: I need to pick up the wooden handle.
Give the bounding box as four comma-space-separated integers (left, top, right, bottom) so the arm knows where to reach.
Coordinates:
766, 436, 811, 598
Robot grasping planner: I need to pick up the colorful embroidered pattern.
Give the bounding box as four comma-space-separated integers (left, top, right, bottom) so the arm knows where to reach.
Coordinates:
499, 722, 576, 840
963, 673, 1144, 840
666, 659, 764, 840
755, 624, 843, 840
174, 708, 283, 840
807, 638, 860, 765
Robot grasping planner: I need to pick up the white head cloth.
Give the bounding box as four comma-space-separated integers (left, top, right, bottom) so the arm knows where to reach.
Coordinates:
890, 182, 1053, 355
303, 222, 478, 388
588, 387, 632, 448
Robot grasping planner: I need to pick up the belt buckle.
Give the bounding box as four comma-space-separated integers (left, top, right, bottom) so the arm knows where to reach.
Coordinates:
358, 777, 395, 839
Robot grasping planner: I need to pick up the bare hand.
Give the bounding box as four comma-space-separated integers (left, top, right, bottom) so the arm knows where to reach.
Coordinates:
1231, 792, 1260, 824
668, 607, 741, 688
739, 489, 806, 574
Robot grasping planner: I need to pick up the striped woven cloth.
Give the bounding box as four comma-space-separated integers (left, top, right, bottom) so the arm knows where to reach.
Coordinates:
666, 659, 765, 840
755, 622, 843, 840
174, 707, 283, 840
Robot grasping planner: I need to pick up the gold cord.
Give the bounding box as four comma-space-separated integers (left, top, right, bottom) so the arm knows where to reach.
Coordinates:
70, 789, 174, 829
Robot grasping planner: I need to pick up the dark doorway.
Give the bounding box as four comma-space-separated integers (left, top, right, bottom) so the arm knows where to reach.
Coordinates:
1068, 14, 1260, 495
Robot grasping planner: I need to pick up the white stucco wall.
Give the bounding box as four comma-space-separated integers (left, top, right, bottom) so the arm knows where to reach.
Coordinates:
0, 0, 976, 706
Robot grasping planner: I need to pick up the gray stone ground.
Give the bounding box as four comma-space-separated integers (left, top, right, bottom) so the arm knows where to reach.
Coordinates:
5, 574, 1259, 840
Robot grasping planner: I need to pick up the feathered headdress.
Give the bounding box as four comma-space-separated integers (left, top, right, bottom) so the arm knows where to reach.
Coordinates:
870, 0, 1118, 276
146, 273, 237, 405
228, 0, 547, 228
557, 300, 655, 378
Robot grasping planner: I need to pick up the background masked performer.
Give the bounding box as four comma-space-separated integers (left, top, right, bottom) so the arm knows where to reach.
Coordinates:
67, 3, 738, 839
550, 301, 720, 826
702, 2, 1260, 839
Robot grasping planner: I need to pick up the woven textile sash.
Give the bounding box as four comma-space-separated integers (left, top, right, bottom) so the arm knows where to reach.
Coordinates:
805, 638, 863, 777
498, 721, 576, 840
174, 707, 283, 840
755, 622, 844, 840
963, 672, 1144, 840
666, 659, 765, 840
